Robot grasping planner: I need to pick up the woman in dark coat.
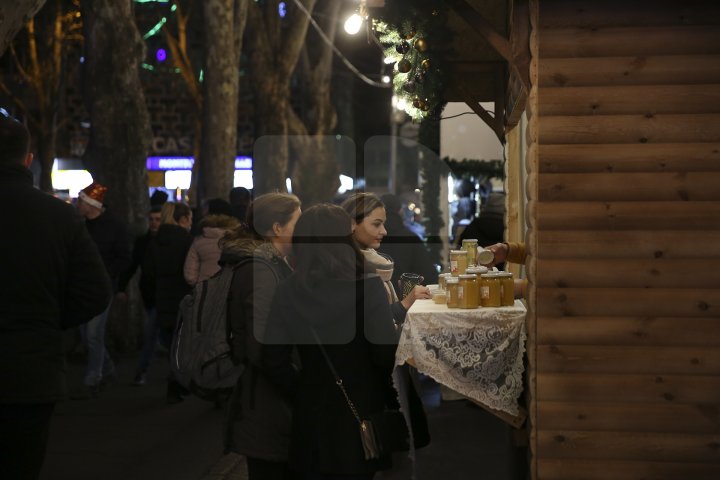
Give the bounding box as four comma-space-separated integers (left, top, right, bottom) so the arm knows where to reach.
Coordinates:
142, 201, 193, 402
222, 193, 302, 480
263, 204, 403, 480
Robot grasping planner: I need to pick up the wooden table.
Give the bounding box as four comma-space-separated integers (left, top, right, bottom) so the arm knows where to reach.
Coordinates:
396, 299, 527, 427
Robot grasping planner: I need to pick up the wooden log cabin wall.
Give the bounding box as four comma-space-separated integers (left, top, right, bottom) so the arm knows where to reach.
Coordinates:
526, 0, 720, 478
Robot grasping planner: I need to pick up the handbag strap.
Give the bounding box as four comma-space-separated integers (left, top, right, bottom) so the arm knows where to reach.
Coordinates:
308, 327, 363, 425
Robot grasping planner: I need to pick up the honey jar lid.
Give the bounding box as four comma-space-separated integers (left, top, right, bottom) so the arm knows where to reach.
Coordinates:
450, 249, 468, 255
459, 274, 477, 279
446, 277, 460, 284
461, 238, 478, 243
496, 272, 513, 277
466, 266, 488, 274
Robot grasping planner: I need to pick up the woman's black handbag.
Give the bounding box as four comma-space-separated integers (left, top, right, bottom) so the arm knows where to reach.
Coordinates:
309, 329, 409, 460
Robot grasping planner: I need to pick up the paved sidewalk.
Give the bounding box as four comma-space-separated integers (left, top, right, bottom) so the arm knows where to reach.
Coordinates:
40, 352, 227, 480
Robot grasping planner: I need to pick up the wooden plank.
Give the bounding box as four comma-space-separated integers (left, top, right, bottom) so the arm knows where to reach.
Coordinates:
539, 172, 720, 201
539, 25, 720, 58
536, 316, 720, 347
538, 230, 720, 259
540, 84, 720, 116
539, 55, 720, 87
537, 401, 720, 433
539, 113, 720, 144
536, 201, 720, 230
540, 0, 720, 29
535, 258, 720, 288
539, 143, 720, 173
536, 345, 720, 375
538, 458, 720, 480
536, 288, 720, 317
537, 430, 720, 462
536, 372, 720, 403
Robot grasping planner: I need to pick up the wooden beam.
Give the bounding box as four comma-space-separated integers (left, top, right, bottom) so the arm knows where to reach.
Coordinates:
458, 84, 506, 144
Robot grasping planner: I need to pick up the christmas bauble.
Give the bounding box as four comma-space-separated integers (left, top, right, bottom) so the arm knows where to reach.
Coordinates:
397, 59, 412, 73
421, 59, 431, 70
414, 38, 428, 52
402, 81, 417, 93
415, 72, 426, 84
404, 28, 416, 40
412, 98, 421, 109
396, 41, 410, 54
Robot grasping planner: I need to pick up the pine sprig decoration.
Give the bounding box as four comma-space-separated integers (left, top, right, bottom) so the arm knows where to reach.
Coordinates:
373, 1, 451, 121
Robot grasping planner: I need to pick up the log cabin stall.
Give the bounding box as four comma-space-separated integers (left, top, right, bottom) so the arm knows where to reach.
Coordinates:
381, 0, 720, 478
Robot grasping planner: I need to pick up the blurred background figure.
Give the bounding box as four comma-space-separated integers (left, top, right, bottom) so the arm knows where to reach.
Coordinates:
229, 186, 252, 223
456, 192, 506, 249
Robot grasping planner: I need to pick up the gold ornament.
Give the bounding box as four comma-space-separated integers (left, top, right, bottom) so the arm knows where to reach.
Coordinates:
421, 58, 431, 70
404, 28, 416, 40
397, 59, 412, 73
421, 101, 431, 112
412, 98, 422, 109
414, 38, 428, 52
432, 9, 440, 16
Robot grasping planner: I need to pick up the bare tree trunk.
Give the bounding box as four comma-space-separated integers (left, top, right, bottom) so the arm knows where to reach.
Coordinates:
196, 0, 249, 204
0, 0, 46, 55
80, 0, 151, 235
288, 0, 341, 206
246, 0, 316, 196
36, 113, 55, 192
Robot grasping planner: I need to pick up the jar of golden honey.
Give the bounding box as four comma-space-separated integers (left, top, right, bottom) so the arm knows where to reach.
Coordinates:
497, 272, 515, 306
461, 239, 478, 266
438, 273, 451, 291
458, 274, 479, 309
480, 273, 501, 307
446, 277, 460, 308
449, 250, 468, 277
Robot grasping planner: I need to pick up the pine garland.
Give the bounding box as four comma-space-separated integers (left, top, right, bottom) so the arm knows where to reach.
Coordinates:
443, 158, 505, 180
373, 0, 452, 121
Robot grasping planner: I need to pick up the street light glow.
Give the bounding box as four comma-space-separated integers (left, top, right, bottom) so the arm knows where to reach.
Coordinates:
344, 14, 363, 35
381, 75, 391, 84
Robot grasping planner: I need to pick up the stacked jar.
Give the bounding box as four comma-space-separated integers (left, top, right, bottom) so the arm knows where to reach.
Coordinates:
461, 239, 478, 266
446, 277, 460, 308
497, 272, 515, 306
480, 272, 502, 307
449, 249, 469, 277
458, 274, 479, 309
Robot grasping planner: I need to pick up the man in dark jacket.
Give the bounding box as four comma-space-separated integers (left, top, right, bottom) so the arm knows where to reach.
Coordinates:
0, 113, 111, 479
76, 182, 131, 394
378, 194, 438, 288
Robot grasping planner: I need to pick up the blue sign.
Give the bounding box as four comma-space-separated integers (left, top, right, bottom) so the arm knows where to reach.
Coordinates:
146, 156, 252, 171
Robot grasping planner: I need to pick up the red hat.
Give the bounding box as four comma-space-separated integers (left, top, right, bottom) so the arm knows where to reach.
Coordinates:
79, 182, 107, 209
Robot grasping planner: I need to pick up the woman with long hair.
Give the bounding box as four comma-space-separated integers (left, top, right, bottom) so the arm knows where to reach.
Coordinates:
263, 204, 402, 479
341, 193, 431, 325
222, 192, 302, 480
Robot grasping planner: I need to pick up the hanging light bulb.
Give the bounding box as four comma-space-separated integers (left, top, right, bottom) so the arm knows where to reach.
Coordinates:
344, 13, 363, 35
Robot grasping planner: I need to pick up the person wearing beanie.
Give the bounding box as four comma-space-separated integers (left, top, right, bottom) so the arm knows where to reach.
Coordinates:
76, 182, 131, 396
0, 112, 111, 478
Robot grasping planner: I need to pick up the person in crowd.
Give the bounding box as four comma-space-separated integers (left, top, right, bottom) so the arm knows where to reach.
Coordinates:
0, 113, 111, 479
142, 201, 193, 403
229, 186, 252, 222
342, 193, 432, 476
184, 199, 240, 286
75, 181, 131, 396
117, 205, 163, 386
455, 191, 506, 249
341, 193, 431, 326
222, 193, 301, 480
150, 189, 169, 208
262, 204, 404, 480
378, 194, 438, 288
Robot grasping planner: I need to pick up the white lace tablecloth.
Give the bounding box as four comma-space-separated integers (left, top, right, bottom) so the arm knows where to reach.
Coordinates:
396, 299, 527, 416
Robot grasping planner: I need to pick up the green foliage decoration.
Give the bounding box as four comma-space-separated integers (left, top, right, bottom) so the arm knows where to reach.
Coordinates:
373, 0, 452, 121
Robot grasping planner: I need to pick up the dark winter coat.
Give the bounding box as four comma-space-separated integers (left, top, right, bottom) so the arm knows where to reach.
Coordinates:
118, 231, 156, 307
262, 275, 401, 475
378, 213, 438, 287
222, 238, 294, 461
143, 224, 192, 328
0, 163, 111, 403
84, 208, 131, 291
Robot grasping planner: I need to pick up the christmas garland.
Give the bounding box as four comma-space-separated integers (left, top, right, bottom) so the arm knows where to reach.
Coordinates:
444, 158, 505, 180
373, 0, 452, 121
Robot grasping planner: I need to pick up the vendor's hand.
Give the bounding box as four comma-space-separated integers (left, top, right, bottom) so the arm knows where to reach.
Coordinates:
484, 242, 509, 267
401, 285, 432, 310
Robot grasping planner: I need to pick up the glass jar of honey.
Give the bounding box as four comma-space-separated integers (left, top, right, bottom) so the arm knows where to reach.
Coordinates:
497, 272, 515, 306
432, 290, 447, 304
458, 274, 479, 309
461, 239, 478, 266
438, 273, 451, 291
480, 273, 501, 307
449, 250, 469, 277
446, 277, 460, 308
